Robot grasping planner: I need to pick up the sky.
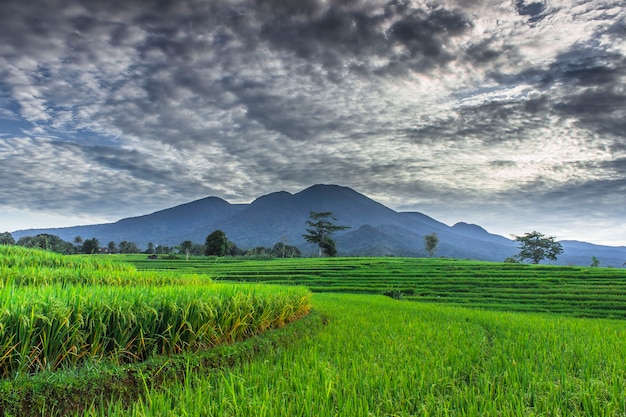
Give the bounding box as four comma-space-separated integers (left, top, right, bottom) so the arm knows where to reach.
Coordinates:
0, 0, 625, 246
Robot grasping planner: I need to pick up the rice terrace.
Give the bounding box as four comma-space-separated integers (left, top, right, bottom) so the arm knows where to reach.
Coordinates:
2, 247, 626, 416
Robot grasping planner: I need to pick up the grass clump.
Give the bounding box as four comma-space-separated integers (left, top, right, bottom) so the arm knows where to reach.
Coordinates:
0, 283, 310, 378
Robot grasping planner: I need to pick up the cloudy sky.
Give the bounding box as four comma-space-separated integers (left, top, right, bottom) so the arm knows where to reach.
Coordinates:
1, 0, 625, 246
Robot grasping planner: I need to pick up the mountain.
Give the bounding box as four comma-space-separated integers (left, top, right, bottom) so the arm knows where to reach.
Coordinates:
12, 196, 246, 249
10, 184, 626, 266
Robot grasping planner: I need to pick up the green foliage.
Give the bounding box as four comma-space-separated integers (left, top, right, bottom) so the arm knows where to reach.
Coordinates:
424, 232, 439, 257
320, 237, 337, 257
228, 242, 246, 256
145, 242, 155, 254
179, 240, 193, 260
0, 232, 15, 245
243, 243, 302, 259
6, 250, 626, 416
106, 241, 117, 253
246, 246, 271, 257
191, 243, 206, 256
302, 211, 350, 257
16, 234, 74, 254
80, 237, 100, 254
205, 230, 231, 257
514, 231, 563, 264
0, 246, 207, 287
591, 256, 601, 267
118, 241, 140, 254
272, 242, 301, 258
0, 247, 312, 416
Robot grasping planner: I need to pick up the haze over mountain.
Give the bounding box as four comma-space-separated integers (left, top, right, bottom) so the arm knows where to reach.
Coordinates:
11, 185, 626, 267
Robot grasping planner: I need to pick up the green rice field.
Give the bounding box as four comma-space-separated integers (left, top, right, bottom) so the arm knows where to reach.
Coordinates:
128, 255, 626, 319
3, 248, 626, 416
86, 293, 626, 416
0, 247, 311, 416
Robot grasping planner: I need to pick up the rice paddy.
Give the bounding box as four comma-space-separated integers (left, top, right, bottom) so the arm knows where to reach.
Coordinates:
128, 255, 626, 319
3, 247, 626, 416
0, 246, 311, 416
84, 293, 626, 416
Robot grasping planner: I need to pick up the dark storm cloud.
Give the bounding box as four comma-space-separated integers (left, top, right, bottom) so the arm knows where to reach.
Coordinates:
542, 49, 625, 125
258, 1, 472, 75
480, 33, 626, 140
0, 0, 480, 152
0, 137, 236, 218
555, 90, 626, 135
514, 0, 547, 22
465, 39, 513, 65
403, 95, 550, 148
493, 50, 625, 89
515, 0, 545, 17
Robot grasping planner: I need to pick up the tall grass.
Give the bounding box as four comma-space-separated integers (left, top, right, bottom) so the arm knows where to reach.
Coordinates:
0, 245, 130, 270
0, 247, 311, 378
0, 246, 207, 286
84, 293, 626, 416
0, 284, 310, 378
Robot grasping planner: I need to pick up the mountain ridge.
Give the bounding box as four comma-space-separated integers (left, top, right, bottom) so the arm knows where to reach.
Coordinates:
10, 184, 626, 266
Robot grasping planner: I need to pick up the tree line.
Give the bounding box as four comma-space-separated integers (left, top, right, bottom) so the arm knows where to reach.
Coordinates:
0, 213, 587, 265
0, 231, 302, 259
0, 232, 149, 255
0, 211, 342, 259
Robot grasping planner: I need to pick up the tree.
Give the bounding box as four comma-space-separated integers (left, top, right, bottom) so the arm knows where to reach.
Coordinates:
591, 256, 601, 267
503, 256, 520, 263
514, 231, 563, 264
205, 230, 231, 256
246, 246, 271, 257
107, 241, 117, 254
118, 241, 140, 253
73, 236, 83, 253
424, 232, 439, 258
303, 211, 350, 257
17, 234, 74, 254
272, 242, 301, 258
180, 240, 193, 260
191, 243, 206, 256
321, 238, 337, 257
0, 232, 15, 245
81, 237, 100, 254
156, 245, 173, 254
228, 243, 245, 256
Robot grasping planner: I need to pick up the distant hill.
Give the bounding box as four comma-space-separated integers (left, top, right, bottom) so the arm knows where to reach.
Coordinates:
11, 184, 626, 266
